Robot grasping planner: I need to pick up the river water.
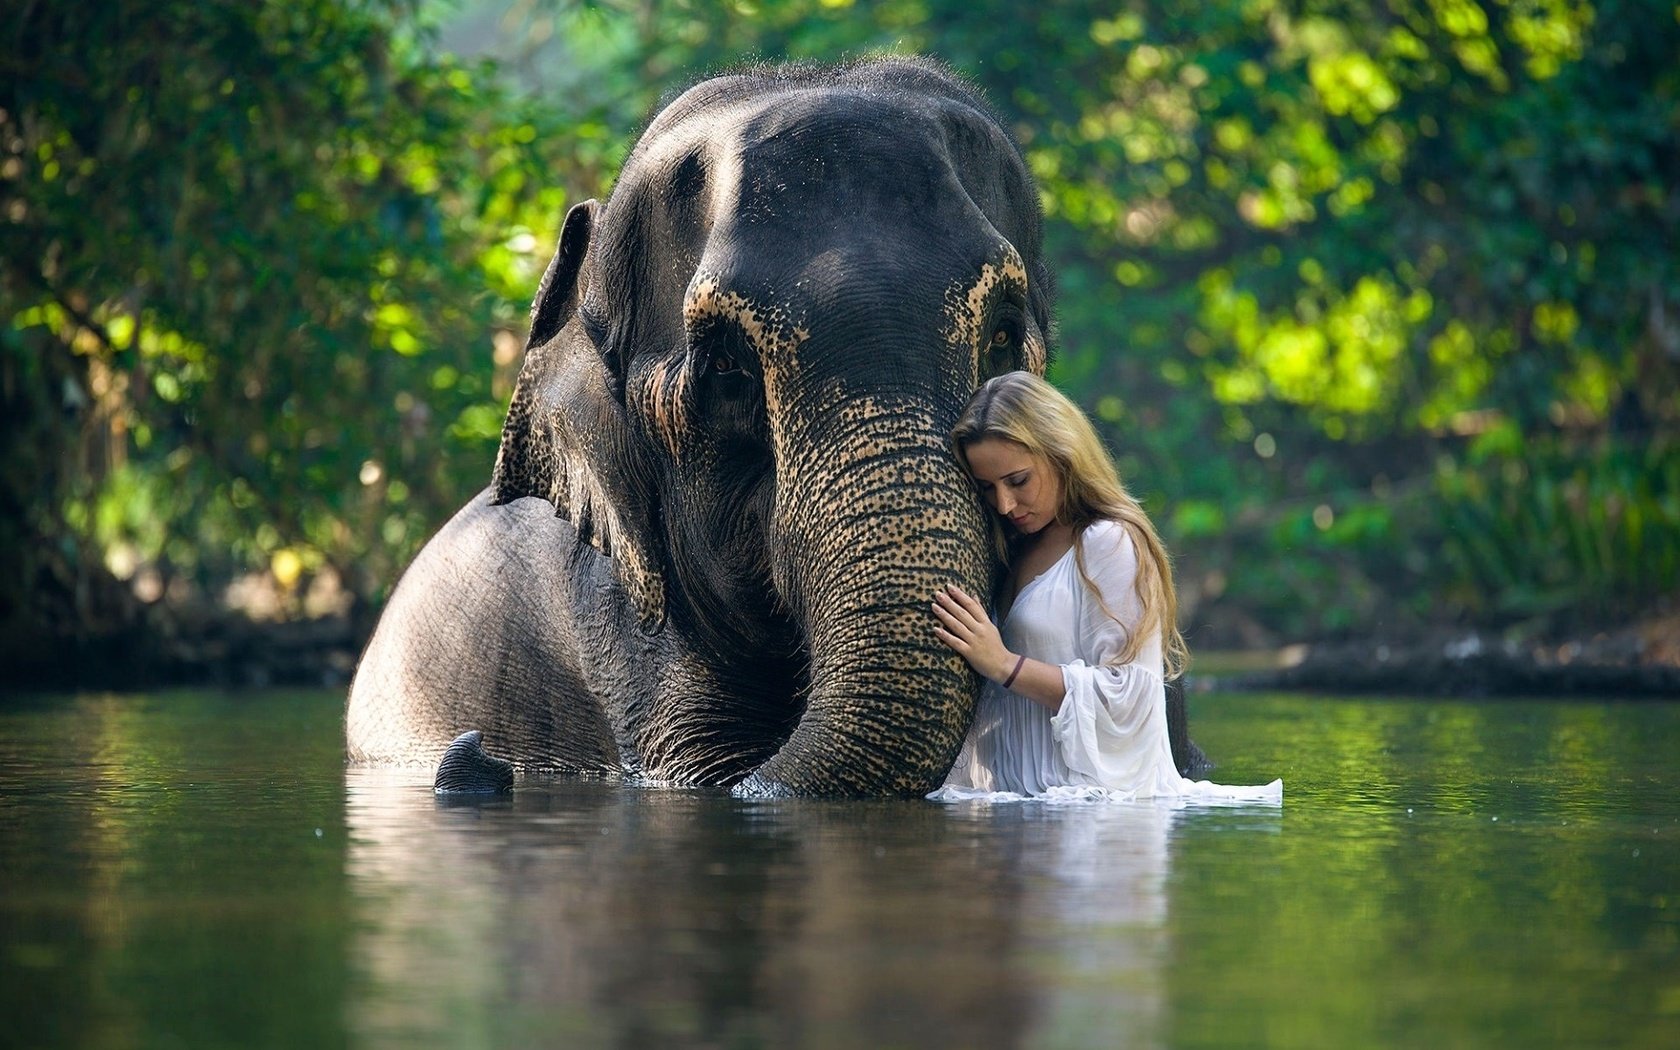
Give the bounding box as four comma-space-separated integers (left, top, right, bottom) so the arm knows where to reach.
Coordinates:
1, 688, 1676, 1048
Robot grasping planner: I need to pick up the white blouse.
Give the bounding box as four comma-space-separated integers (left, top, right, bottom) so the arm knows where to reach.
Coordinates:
932, 519, 1283, 805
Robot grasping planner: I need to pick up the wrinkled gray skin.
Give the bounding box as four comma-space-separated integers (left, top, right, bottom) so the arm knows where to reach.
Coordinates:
347, 58, 1198, 797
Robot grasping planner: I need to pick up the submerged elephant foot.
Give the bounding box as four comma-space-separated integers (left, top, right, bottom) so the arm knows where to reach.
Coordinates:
1166, 679, 1214, 779
1176, 738, 1213, 780
434, 730, 514, 794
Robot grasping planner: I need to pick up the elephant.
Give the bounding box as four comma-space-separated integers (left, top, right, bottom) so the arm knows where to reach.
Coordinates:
346, 57, 1204, 797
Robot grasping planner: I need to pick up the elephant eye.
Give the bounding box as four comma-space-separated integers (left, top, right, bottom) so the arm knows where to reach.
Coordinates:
989, 313, 1024, 351
692, 321, 755, 384
984, 314, 1025, 379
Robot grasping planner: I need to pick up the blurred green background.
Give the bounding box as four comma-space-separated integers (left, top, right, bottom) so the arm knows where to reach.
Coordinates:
3, 0, 1676, 683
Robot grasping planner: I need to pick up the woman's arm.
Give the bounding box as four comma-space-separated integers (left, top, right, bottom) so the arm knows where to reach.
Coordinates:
930, 584, 1067, 712
1074, 520, 1156, 667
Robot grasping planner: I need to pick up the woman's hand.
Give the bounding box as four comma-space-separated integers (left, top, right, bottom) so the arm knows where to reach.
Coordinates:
931, 584, 1016, 682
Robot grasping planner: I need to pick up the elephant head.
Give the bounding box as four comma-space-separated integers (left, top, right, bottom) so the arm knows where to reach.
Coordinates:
492, 58, 1051, 797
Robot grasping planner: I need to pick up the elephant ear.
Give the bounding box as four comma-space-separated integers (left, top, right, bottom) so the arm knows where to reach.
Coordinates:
491, 198, 666, 629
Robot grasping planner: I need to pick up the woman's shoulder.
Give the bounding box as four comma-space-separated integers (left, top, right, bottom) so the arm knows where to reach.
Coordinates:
1077, 518, 1140, 576
1078, 517, 1135, 553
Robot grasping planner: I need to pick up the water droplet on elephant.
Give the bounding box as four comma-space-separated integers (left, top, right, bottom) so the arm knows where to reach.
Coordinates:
314, 827, 323, 837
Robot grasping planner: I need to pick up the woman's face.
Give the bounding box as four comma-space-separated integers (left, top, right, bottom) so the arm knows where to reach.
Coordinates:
962, 438, 1063, 536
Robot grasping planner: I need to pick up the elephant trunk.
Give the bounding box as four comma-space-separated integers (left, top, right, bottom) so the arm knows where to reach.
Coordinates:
734, 392, 993, 798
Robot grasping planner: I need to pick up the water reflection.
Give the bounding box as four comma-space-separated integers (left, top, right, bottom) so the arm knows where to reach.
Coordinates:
343, 771, 1245, 1047
8, 691, 1676, 1048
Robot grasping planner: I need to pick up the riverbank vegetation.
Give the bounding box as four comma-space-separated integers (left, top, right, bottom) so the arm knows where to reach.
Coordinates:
3, 0, 1675, 688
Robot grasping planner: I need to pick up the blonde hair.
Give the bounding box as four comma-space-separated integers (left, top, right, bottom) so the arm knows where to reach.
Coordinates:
952, 371, 1188, 679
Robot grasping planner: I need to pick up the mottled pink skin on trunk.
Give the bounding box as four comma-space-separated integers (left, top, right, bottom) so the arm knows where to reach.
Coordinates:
737, 390, 995, 798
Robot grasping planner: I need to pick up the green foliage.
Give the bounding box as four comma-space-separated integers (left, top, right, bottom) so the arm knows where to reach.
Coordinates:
1435, 435, 1680, 621
2, 0, 611, 638
2, 0, 1675, 658
882, 0, 1679, 637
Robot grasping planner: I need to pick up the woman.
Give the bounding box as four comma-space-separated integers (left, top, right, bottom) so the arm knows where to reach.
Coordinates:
930, 372, 1281, 803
